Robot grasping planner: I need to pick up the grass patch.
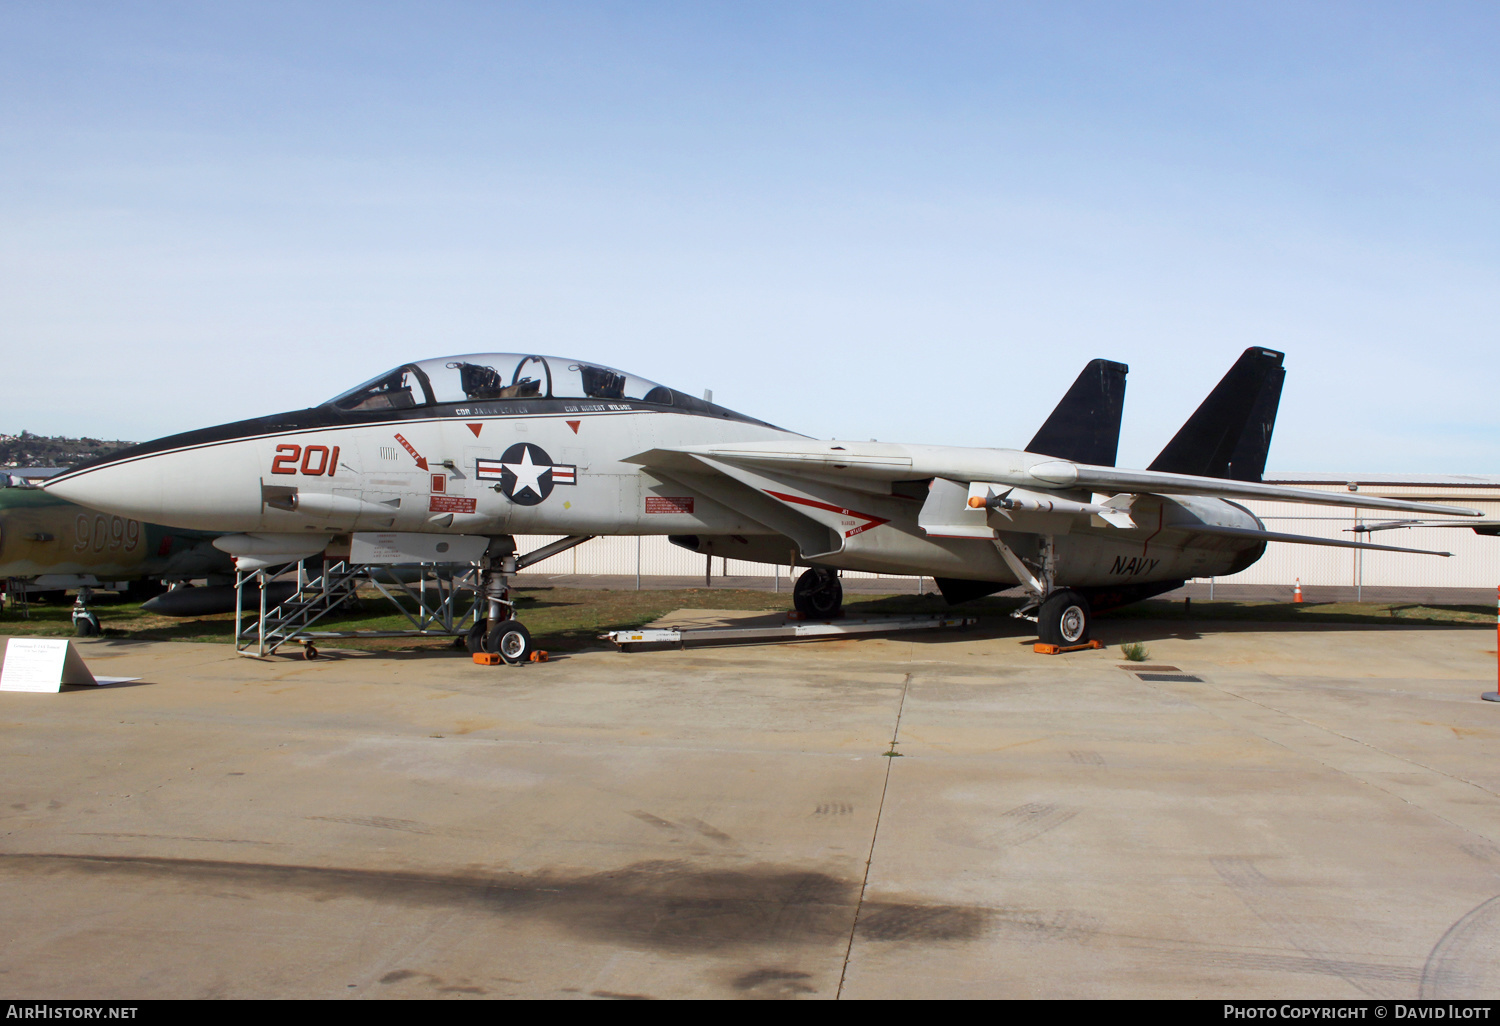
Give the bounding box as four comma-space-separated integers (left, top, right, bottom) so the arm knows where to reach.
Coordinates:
1, 587, 1487, 654
0, 586, 798, 653
1120, 642, 1150, 662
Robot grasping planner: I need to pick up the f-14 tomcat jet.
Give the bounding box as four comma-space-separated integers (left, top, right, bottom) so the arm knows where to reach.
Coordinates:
44, 348, 1478, 659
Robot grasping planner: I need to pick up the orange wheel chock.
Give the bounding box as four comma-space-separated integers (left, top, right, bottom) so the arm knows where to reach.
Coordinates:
1033, 640, 1105, 655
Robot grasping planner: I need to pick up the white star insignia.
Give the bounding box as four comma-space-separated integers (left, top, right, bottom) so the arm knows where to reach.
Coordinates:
503, 446, 550, 499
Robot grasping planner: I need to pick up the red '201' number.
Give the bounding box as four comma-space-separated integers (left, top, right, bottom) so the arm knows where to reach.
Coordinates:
270, 444, 340, 476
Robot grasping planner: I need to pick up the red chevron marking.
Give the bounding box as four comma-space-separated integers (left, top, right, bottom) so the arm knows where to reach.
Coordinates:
764, 490, 890, 538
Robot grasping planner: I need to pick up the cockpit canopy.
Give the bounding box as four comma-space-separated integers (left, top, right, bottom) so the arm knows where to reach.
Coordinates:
325, 354, 675, 412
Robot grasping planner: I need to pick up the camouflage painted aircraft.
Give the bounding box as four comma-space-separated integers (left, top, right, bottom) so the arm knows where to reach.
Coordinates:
44, 348, 1478, 659
0, 477, 234, 632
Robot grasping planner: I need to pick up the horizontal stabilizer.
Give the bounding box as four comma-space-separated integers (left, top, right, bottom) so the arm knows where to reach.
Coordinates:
1351, 520, 1500, 535
1173, 522, 1451, 557
1026, 359, 1128, 467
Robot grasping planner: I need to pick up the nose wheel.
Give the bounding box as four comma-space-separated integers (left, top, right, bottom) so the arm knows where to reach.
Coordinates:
468, 563, 536, 664
466, 618, 536, 664
464, 622, 488, 654
487, 620, 534, 664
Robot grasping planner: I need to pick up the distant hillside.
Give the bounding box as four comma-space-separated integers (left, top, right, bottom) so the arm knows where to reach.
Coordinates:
0, 431, 137, 468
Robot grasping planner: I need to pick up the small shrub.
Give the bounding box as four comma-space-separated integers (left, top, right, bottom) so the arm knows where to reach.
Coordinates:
1120, 642, 1149, 662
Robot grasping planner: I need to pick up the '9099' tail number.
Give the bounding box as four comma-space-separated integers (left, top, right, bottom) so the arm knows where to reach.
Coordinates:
271, 444, 340, 476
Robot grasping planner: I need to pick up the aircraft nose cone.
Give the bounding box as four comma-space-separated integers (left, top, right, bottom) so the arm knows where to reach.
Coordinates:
45, 442, 264, 532
45, 459, 166, 523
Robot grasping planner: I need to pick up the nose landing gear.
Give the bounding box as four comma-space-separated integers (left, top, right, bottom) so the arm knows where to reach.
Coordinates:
467, 535, 592, 665
464, 567, 535, 664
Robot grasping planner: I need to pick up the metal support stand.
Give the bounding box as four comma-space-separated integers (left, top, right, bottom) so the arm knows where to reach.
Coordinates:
3, 578, 29, 619
236, 560, 475, 658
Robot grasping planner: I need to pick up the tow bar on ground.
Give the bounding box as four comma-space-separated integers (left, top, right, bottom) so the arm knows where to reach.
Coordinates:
603, 612, 977, 650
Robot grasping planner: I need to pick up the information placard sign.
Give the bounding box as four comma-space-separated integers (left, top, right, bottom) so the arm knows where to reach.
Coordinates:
0, 639, 139, 692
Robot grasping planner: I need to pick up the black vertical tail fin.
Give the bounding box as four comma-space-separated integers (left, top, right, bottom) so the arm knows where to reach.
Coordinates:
1025, 359, 1129, 467
1225, 362, 1284, 482
1148, 347, 1285, 481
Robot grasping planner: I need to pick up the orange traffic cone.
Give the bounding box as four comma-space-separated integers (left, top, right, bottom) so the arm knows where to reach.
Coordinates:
1293, 578, 1303, 603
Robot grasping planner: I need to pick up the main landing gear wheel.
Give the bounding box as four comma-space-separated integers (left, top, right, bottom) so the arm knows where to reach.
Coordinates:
1037, 589, 1091, 647
486, 619, 534, 664
793, 567, 843, 618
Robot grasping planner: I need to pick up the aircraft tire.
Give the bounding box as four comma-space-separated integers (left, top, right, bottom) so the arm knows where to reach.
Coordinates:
793, 568, 843, 618
487, 620, 534, 664
464, 622, 487, 654
74, 616, 100, 638
1038, 590, 1091, 647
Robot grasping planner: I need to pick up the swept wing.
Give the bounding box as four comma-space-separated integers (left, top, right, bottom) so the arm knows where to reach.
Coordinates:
629, 441, 1482, 518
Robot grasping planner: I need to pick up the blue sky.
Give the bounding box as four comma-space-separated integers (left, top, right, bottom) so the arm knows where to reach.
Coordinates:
3, 1, 1497, 471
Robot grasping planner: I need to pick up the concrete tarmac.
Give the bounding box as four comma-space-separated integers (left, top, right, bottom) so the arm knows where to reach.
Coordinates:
1, 617, 1498, 1000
